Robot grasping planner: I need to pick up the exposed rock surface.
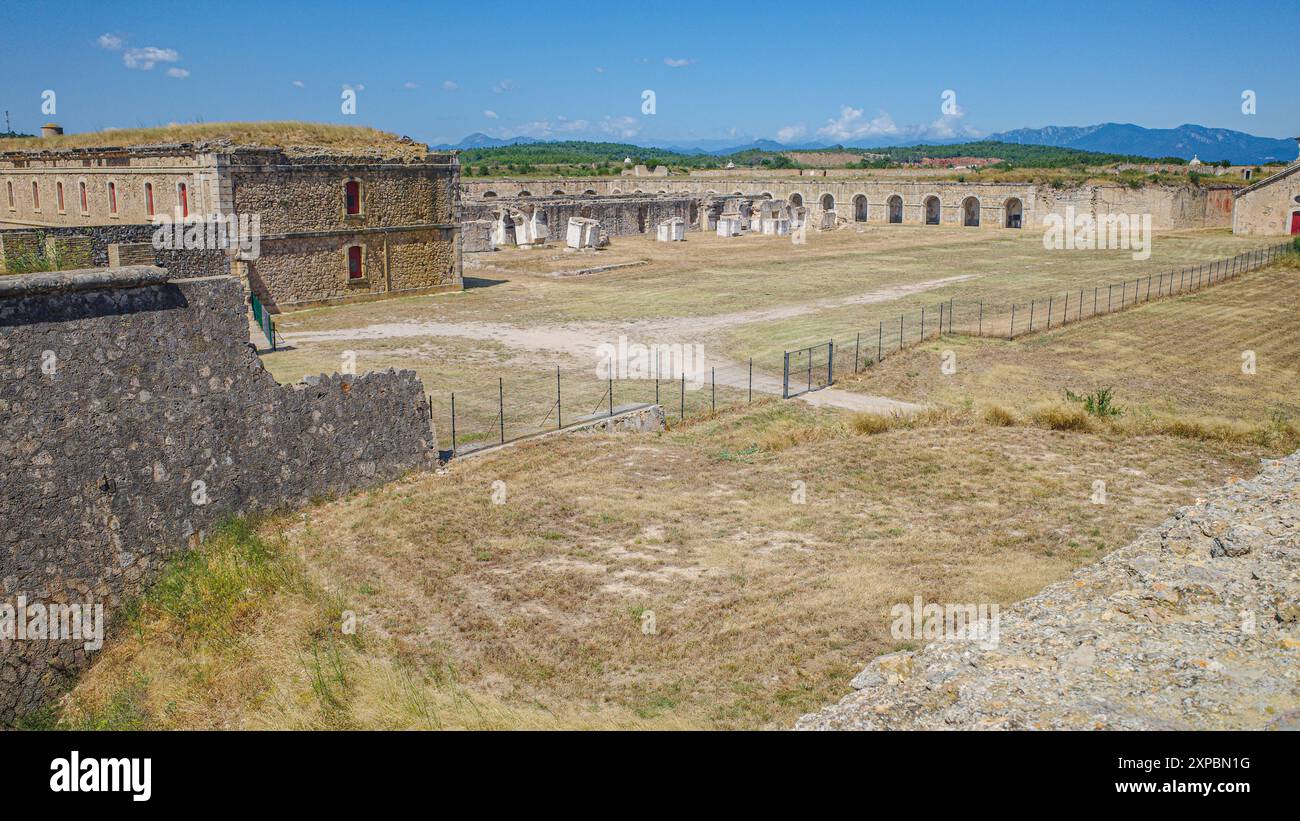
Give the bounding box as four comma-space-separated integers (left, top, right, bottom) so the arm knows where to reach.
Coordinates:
797, 450, 1300, 730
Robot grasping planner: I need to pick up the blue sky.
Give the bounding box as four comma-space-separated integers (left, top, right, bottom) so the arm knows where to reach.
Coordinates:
2, 0, 1297, 147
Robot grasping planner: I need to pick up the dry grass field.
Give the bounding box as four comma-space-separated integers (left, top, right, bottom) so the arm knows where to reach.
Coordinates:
55, 254, 1300, 729
0, 121, 426, 156
265, 226, 1280, 447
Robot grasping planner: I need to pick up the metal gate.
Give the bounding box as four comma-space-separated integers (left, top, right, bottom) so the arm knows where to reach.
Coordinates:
783, 341, 833, 398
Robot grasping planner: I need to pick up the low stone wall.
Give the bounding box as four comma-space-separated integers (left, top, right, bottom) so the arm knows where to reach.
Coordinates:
0, 224, 231, 279
797, 449, 1300, 730
0, 267, 436, 723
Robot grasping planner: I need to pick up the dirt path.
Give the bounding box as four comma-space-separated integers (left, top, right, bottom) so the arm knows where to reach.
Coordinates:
281, 275, 962, 415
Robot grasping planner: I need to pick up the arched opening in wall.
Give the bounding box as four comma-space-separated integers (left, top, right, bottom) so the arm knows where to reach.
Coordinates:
887, 195, 903, 223
924, 196, 941, 225
852, 194, 868, 222
483, 191, 497, 198
1004, 198, 1023, 229
552, 189, 566, 195
637, 205, 648, 233
760, 191, 773, 200
789, 192, 803, 208
580, 205, 593, 219
733, 191, 743, 196
961, 196, 980, 227
689, 200, 699, 225
634, 189, 644, 195
1291, 209, 1300, 235
657, 190, 667, 195
583, 189, 597, 195
517, 190, 531, 198
55, 181, 64, 212
820, 193, 835, 212
611, 188, 623, 194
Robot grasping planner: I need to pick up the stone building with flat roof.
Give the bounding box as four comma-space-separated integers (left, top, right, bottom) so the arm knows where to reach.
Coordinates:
0, 133, 462, 310
1232, 137, 1300, 237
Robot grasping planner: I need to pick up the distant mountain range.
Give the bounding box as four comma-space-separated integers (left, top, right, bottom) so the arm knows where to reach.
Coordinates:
986, 123, 1297, 165
436, 123, 1299, 165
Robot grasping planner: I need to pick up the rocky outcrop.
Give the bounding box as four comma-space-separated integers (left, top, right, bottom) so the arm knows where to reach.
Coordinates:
797, 450, 1300, 730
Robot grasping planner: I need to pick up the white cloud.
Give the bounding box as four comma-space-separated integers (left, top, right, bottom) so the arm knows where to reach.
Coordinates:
508, 118, 591, 139
813, 104, 980, 143
483, 110, 499, 119
776, 124, 806, 143
816, 106, 899, 141
492, 79, 514, 94
594, 66, 606, 73
342, 83, 365, 92
403, 81, 418, 89
123, 46, 180, 70
442, 80, 458, 91
292, 80, 305, 88
664, 57, 692, 68
166, 68, 190, 79
97, 33, 123, 51
600, 115, 639, 140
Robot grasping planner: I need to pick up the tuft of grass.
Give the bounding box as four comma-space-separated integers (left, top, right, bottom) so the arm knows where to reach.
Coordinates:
983, 405, 1018, 427
849, 412, 897, 435
1029, 402, 1096, 432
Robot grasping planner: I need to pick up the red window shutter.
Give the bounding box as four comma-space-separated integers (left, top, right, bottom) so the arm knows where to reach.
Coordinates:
33, 182, 39, 209
145, 183, 154, 216
179, 183, 188, 217
348, 246, 363, 279
109, 182, 117, 213
80, 182, 87, 211
57, 182, 64, 211
345, 181, 360, 215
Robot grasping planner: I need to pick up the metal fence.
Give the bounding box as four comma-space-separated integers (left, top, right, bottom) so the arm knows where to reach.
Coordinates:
434, 241, 1294, 458
249, 293, 278, 351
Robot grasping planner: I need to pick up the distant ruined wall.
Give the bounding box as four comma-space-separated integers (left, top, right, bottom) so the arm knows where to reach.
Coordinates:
1233, 165, 1300, 236
459, 177, 1236, 231
0, 267, 436, 722
461, 195, 697, 251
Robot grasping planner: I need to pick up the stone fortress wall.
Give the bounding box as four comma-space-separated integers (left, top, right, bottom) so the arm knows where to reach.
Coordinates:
460, 176, 1238, 232
0, 267, 437, 723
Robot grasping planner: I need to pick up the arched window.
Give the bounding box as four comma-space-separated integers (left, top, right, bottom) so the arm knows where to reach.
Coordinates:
961, 196, 980, 227
145, 182, 155, 217
583, 189, 597, 195
1004, 198, 1023, 229
924, 196, 941, 225
108, 182, 118, 214
344, 180, 361, 215
32, 180, 40, 210
347, 245, 365, 280
56, 181, 65, 212
517, 190, 531, 197
552, 189, 566, 195
887, 195, 903, 224
5, 181, 13, 209
177, 182, 189, 218
820, 193, 835, 212
482, 191, 497, 198
79, 181, 88, 213
852, 194, 868, 222
789, 192, 803, 207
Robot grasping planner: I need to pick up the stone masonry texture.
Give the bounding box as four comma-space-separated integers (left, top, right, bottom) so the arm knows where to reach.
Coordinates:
0, 266, 436, 723
797, 450, 1300, 730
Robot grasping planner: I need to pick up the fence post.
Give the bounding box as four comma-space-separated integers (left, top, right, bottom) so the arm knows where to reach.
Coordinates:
450, 392, 457, 456
806, 348, 812, 393
1093, 287, 1098, 315
711, 366, 716, 413
1009, 304, 1015, 340
899, 314, 903, 351
556, 366, 562, 429
854, 332, 860, 374
921, 306, 926, 340
608, 370, 614, 417
827, 339, 834, 386
978, 301, 983, 336
1029, 300, 1034, 332
681, 372, 685, 419
1047, 296, 1053, 329
878, 321, 883, 362
499, 377, 505, 444
748, 357, 753, 403
949, 298, 955, 334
